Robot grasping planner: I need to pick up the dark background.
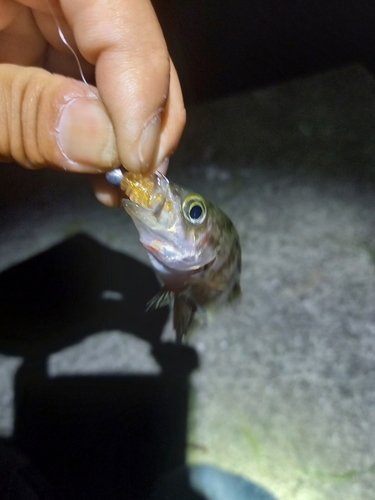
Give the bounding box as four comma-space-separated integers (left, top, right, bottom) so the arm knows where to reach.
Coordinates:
153, 0, 375, 103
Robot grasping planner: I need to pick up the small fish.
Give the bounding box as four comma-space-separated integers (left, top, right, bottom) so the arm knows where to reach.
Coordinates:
107, 168, 241, 342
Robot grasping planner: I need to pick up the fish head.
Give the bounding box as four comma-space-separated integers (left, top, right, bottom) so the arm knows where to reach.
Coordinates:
122, 172, 217, 272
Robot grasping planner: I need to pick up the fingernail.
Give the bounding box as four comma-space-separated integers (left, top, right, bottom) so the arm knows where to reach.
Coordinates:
138, 111, 161, 172
58, 98, 118, 168
94, 190, 118, 207
156, 157, 169, 175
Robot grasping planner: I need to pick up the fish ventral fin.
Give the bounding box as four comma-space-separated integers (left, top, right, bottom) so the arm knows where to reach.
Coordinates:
173, 293, 197, 343
146, 288, 174, 310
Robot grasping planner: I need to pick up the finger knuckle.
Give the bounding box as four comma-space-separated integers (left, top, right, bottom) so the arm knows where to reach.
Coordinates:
12, 68, 62, 169
7, 67, 46, 167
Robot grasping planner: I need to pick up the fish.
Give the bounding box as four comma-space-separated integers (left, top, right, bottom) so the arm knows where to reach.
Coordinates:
107, 168, 241, 342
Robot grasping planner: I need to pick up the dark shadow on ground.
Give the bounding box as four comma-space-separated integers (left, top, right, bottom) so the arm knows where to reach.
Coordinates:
0, 233, 169, 356
0, 234, 201, 500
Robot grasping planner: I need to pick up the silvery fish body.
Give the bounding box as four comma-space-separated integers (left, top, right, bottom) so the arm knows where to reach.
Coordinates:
118, 170, 241, 342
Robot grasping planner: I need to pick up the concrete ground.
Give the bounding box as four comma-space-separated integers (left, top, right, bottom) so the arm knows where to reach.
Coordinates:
1, 65, 375, 499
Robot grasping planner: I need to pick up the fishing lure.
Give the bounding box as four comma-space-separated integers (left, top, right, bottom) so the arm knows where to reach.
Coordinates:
107, 169, 241, 342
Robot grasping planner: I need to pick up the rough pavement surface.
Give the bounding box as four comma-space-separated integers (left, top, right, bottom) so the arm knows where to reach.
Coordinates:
1, 65, 375, 500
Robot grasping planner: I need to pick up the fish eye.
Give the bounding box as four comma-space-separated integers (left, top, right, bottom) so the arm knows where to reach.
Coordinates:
182, 195, 207, 224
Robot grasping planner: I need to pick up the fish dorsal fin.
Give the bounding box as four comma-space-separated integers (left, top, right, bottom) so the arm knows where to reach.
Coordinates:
146, 288, 174, 310
173, 294, 197, 343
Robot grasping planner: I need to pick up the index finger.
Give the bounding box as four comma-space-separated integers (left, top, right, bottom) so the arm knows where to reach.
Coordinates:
60, 0, 184, 173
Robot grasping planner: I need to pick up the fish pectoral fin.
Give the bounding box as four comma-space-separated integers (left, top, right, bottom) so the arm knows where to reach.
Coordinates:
228, 281, 242, 302
146, 288, 174, 310
173, 294, 197, 343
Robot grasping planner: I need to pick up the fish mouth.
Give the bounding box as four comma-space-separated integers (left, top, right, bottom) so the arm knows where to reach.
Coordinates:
122, 199, 182, 261
122, 199, 166, 235
121, 171, 175, 256
122, 172, 171, 234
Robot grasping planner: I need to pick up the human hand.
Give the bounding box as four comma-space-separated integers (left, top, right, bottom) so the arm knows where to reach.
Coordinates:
0, 0, 186, 206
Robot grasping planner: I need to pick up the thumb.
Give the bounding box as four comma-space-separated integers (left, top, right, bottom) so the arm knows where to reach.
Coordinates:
0, 64, 119, 172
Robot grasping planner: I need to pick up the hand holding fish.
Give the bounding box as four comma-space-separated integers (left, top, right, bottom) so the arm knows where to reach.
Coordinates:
0, 0, 185, 204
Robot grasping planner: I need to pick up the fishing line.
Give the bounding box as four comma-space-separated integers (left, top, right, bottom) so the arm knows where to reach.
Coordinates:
44, 0, 89, 87
45, 0, 126, 184
45, 0, 119, 182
